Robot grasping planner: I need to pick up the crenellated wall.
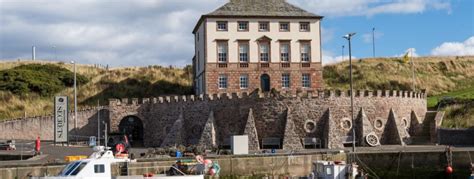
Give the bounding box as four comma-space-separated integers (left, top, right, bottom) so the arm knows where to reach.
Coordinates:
108, 90, 427, 149
0, 90, 428, 149
0, 107, 108, 141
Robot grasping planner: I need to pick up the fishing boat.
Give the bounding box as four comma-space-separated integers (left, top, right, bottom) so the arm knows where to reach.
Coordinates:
36, 146, 207, 179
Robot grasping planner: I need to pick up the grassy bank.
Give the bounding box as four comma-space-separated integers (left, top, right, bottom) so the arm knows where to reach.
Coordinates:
323, 56, 474, 96
0, 60, 192, 120
1, 56, 473, 125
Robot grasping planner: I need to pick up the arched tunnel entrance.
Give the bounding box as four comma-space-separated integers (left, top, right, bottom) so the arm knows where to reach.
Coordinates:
118, 115, 144, 146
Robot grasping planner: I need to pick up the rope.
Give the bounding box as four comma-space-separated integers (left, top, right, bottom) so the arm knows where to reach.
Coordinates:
468, 151, 472, 164
396, 151, 402, 177
445, 146, 453, 166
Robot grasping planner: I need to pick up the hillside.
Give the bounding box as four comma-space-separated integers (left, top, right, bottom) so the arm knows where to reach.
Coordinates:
0, 60, 192, 120
323, 56, 474, 96
0, 56, 473, 126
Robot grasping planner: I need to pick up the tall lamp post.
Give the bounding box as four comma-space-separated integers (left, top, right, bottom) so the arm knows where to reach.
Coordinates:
71, 61, 77, 131
372, 28, 376, 58
342, 45, 345, 61
343, 33, 356, 152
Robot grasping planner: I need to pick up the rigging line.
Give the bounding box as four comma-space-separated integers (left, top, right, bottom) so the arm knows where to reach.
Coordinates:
467, 151, 472, 164
396, 151, 402, 177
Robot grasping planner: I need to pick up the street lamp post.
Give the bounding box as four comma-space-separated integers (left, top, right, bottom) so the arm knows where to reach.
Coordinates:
343, 33, 356, 152
372, 28, 376, 58
71, 61, 77, 131
342, 45, 345, 61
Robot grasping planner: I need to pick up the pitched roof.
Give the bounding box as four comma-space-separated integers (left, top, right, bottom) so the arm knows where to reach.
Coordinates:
206, 0, 321, 18
193, 0, 323, 33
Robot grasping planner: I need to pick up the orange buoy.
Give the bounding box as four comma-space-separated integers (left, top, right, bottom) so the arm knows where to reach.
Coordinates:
445, 166, 453, 174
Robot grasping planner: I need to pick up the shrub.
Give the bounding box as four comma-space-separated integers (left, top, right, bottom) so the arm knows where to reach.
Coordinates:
0, 64, 89, 96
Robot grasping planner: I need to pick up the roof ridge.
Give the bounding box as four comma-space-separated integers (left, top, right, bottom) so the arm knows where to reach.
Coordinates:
204, 0, 321, 17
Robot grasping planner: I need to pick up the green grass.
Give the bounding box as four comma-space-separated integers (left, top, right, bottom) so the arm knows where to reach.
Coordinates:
441, 101, 474, 128
427, 85, 474, 108
324, 56, 474, 95
0, 60, 192, 120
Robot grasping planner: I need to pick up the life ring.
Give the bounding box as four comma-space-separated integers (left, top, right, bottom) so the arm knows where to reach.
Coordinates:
116, 143, 125, 153
365, 132, 380, 147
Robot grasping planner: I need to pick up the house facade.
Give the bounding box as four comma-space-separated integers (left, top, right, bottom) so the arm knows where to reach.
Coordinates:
193, 0, 323, 95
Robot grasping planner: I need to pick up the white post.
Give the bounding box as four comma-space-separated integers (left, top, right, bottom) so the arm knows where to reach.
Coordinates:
71, 61, 77, 131
32, 46, 36, 61
104, 123, 108, 149
97, 100, 100, 146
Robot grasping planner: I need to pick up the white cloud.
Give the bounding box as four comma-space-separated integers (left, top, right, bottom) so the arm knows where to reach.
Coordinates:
322, 50, 356, 65
431, 36, 474, 56
0, 0, 453, 67
321, 27, 335, 43
289, 0, 451, 17
362, 30, 383, 43
0, 0, 224, 67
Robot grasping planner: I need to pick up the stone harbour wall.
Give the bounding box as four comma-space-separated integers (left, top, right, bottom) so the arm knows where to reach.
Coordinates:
0, 108, 108, 141
109, 90, 428, 149
437, 128, 474, 146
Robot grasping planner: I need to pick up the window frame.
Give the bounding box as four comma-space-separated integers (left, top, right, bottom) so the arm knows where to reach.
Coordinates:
279, 22, 290, 32
299, 22, 310, 32
216, 41, 228, 63
302, 73, 311, 88
94, 164, 105, 174
259, 21, 270, 32
300, 42, 311, 62
238, 41, 249, 63
237, 21, 249, 31
279, 41, 291, 62
218, 74, 228, 89
259, 42, 270, 63
216, 21, 228, 31
282, 73, 290, 88
240, 74, 249, 89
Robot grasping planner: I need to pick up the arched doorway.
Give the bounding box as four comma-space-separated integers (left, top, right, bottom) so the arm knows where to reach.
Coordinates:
260, 74, 270, 92
118, 116, 144, 146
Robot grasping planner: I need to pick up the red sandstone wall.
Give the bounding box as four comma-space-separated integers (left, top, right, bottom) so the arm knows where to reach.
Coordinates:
108, 90, 427, 148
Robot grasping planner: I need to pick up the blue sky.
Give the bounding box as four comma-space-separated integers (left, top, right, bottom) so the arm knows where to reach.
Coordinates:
317, 0, 473, 63
0, 0, 473, 66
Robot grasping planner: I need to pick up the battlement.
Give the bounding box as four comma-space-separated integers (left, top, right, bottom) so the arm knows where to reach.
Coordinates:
108, 90, 427, 106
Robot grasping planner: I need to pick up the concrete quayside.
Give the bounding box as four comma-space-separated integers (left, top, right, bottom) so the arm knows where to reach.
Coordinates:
0, 145, 473, 178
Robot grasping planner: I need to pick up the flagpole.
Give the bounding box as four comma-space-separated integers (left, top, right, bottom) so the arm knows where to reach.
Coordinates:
410, 49, 416, 92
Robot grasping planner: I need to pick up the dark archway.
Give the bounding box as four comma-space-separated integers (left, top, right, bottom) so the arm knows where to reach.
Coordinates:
260, 74, 270, 92
118, 115, 144, 146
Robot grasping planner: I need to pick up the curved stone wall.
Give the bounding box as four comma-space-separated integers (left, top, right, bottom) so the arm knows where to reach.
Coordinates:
109, 90, 427, 149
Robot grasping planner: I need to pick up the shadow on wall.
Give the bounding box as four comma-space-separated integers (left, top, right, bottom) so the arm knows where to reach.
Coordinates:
81, 78, 192, 106
69, 109, 110, 141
